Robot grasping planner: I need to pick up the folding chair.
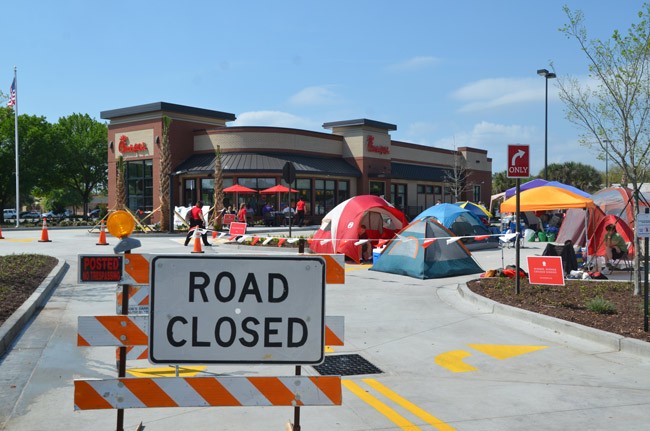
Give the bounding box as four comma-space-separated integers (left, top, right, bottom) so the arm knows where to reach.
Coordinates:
609, 242, 633, 272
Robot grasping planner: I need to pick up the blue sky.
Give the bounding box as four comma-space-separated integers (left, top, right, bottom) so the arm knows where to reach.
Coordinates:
2, 1, 644, 176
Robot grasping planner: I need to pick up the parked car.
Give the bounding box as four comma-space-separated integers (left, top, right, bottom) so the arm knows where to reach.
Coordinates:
3, 209, 16, 219
20, 211, 41, 222
42, 211, 65, 221
87, 209, 101, 219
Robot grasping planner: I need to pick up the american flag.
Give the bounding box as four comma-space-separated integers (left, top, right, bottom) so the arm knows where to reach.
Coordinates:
7, 78, 16, 107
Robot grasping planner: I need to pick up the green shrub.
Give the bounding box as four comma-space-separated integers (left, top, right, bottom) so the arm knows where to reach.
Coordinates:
586, 296, 617, 314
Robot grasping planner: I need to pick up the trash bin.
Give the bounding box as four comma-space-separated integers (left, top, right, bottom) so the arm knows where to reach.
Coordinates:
547, 232, 556, 242
537, 231, 547, 242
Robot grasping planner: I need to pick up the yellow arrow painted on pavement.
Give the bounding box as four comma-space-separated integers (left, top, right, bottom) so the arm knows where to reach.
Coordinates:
467, 344, 548, 360
434, 350, 477, 373
126, 366, 206, 378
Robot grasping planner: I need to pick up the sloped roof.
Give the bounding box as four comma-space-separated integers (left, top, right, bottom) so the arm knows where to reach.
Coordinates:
174, 152, 361, 177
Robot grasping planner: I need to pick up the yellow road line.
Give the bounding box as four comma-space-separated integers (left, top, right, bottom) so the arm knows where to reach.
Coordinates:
363, 379, 457, 431
342, 380, 422, 431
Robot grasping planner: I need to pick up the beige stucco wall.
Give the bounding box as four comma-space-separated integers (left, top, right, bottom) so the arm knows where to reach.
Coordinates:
195, 131, 344, 156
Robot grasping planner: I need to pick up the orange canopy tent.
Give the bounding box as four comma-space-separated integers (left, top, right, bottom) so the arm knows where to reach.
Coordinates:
500, 186, 595, 212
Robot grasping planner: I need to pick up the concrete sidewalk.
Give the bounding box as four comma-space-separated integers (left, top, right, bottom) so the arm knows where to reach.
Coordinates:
1, 229, 649, 431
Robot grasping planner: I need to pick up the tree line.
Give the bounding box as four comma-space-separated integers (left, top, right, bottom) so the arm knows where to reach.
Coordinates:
0, 107, 107, 221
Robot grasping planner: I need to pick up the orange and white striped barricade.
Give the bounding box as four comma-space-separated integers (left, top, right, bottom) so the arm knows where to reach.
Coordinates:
116, 285, 149, 315
74, 375, 341, 410
302, 253, 345, 284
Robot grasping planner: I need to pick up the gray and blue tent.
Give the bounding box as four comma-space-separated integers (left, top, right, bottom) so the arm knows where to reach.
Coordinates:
370, 217, 483, 279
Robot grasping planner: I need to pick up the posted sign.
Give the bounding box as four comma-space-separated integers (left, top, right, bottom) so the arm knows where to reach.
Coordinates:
78, 255, 123, 283
149, 255, 326, 365
527, 256, 565, 286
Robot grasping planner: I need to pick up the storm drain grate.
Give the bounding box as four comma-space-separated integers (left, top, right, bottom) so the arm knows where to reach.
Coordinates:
312, 354, 383, 376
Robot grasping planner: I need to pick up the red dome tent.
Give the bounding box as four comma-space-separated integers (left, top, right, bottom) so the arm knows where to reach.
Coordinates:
309, 195, 408, 263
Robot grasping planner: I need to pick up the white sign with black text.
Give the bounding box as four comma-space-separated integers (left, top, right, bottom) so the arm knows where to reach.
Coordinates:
149, 255, 326, 365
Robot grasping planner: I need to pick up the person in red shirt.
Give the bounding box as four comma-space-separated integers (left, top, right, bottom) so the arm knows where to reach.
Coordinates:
236, 203, 248, 223
295, 198, 306, 226
184, 200, 211, 246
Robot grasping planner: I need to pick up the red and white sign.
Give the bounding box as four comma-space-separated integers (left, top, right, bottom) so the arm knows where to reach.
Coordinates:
229, 222, 247, 235
527, 256, 565, 285
223, 213, 236, 225
507, 144, 530, 178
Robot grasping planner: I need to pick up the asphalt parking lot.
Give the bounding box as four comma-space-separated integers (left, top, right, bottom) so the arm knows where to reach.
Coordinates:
1, 227, 650, 431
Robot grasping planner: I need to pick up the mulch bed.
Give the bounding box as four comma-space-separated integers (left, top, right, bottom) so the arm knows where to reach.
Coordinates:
467, 277, 650, 343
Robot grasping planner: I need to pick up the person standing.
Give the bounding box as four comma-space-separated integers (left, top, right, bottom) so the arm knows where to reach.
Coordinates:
262, 201, 274, 226
184, 200, 211, 246
237, 203, 248, 223
296, 197, 306, 226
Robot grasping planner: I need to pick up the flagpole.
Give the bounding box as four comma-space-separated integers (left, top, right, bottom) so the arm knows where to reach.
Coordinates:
13, 66, 19, 227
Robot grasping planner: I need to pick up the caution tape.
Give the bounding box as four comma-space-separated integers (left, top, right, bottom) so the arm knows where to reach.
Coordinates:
74, 375, 342, 410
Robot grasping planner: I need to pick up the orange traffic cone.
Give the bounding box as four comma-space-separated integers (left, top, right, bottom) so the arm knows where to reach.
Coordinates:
0, 224, 4, 239
212, 229, 217, 239
191, 228, 204, 254
38, 217, 52, 242
96, 221, 109, 245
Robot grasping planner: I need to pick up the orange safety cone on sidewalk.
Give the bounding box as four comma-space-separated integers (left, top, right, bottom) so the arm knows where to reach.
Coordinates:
0, 223, 4, 239
191, 228, 204, 253
96, 221, 109, 245
38, 217, 52, 242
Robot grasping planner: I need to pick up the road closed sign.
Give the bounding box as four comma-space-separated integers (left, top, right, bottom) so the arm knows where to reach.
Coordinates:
507, 144, 530, 178
149, 255, 326, 365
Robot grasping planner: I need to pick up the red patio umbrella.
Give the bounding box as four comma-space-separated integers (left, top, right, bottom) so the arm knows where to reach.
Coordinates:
223, 184, 257, 193
223, 184, 257, 208
259, 185, 298, 194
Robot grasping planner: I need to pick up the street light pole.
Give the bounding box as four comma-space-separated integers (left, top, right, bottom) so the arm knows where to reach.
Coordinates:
603, 139, 610, 187
537, 69, 556, 180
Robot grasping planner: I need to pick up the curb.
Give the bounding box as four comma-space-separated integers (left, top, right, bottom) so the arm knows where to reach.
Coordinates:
0, 259, 69, 358
457, 283, 650, 356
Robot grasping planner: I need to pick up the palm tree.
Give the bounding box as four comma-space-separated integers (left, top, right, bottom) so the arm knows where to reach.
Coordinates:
159, 116, 172, 231
115, 156, 126, 210
212, 145, 224, 229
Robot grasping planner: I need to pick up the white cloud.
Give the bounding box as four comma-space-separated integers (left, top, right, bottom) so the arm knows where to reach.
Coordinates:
288, 86, 342, 106
232, 110, 320, 130
452, 77, 542, 112
386, 56, 440, 73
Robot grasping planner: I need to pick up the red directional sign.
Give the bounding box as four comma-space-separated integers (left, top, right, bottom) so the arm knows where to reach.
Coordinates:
507, 144, 530, 178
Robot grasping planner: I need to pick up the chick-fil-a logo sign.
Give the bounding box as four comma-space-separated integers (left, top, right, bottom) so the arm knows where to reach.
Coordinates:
118, 135, 147, 153
367, 135, 389, 154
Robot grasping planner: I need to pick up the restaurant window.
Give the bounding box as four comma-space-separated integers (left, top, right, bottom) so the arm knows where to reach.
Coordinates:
126, 159, 153, 212
296, 179, 311, 214
183, 179, 196, 206
369, 181, 385, 197
314, 179, 335, 215
201, 178, 214, 206
390, 183, 406, 211
337, 181, 349, 204
434, 186, 442, 204
444, 186, 452, 203
473, 185, 481, 203
416, 184, 435, 212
